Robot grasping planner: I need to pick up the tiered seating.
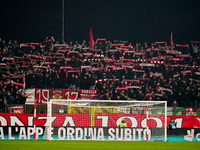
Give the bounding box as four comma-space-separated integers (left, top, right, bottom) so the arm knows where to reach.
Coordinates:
0, 38, 200, 109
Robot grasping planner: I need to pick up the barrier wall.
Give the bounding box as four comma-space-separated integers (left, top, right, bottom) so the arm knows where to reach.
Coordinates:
0, 113, 200, 141
0, 127, 199, 141
0, 88, 198, 141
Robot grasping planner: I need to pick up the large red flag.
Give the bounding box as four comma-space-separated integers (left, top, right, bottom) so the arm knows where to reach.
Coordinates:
90, 28, 94, 49
170, 32, 173, 49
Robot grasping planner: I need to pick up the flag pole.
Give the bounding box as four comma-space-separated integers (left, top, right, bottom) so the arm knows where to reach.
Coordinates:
146, 102, 149, 141
33, 100, 37, 140
62, 0, 64, 43
170, 32, 173, 50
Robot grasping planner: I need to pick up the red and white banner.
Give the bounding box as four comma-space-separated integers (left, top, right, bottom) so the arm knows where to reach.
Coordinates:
159, 87, 173, 93
0, 113, 200, 128
25, 89, 35, 105
80, 89, 98, 100
8, 106, 23, 114
35, 88, 79, 104
150, 72, 163, 77
181, 70, 192, 75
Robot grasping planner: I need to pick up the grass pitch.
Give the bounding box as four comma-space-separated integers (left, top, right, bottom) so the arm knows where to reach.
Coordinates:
0, 140, 199, 150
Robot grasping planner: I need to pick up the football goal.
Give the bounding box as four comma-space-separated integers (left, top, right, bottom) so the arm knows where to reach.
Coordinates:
44, 99, 167, 141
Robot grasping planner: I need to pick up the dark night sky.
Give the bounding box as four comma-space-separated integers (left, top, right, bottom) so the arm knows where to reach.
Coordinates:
0, 0, 200, 44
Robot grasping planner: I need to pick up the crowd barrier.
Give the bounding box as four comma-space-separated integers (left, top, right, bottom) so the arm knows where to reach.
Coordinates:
0, 113, 200, 141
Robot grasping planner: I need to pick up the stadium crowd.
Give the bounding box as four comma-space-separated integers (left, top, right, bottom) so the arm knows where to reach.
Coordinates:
0, 36, 200, 110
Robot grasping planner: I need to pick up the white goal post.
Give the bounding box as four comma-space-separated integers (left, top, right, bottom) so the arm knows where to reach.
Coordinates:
45, 99, 167, 141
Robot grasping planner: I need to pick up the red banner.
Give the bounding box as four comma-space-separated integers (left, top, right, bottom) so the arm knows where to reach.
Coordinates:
35, 88, 79, 104
80, 89, 98, 99
94, 113, 165, 128
1, 113, 200, 128
8, 106, 23, 113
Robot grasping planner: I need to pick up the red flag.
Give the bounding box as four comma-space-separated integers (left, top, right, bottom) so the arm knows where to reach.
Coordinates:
170, 32, 173, 49
90, 28, 94, 49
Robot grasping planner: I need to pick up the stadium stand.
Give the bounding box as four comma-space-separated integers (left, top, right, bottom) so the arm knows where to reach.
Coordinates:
0, 37, 200, 111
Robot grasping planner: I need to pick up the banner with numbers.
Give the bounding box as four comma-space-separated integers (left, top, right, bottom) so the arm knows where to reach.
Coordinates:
35, 88, 79, 104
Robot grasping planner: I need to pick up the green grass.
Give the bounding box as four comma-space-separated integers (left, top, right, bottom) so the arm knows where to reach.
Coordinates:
0, 140, 199, 150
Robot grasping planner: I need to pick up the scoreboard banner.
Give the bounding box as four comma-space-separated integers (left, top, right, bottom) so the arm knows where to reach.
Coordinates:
35, 88, 79, 104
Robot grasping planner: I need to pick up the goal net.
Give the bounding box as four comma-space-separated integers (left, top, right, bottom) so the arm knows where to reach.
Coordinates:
44, 99, 167, 141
